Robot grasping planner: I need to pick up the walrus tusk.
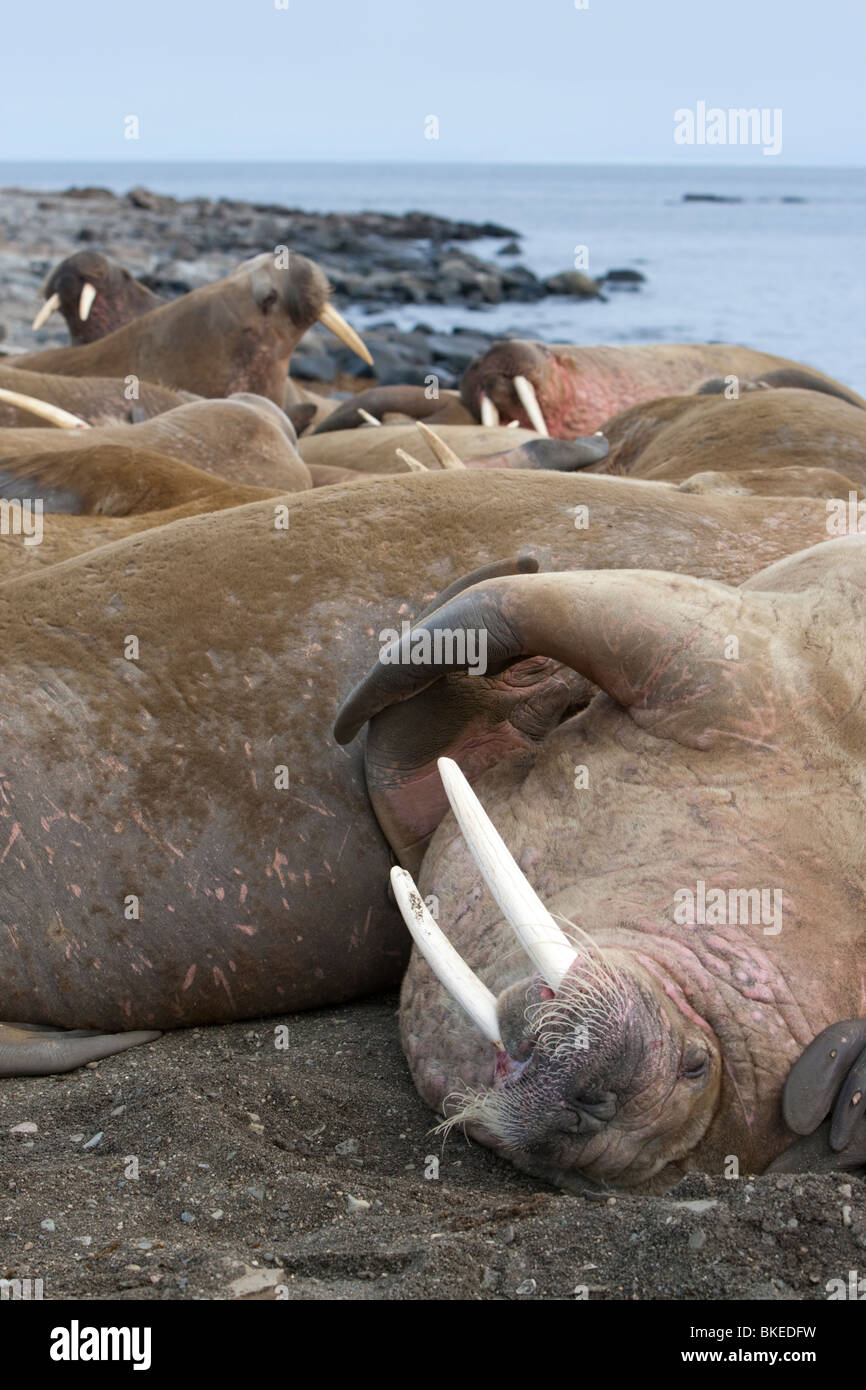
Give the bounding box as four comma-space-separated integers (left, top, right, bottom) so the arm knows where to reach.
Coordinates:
32, 292, 60, 331
79, 282, 97, 322
506, 419, 520, 428
318, 303, 374, 366
513, 375, 549, 437
437, 757, 578, 990
479, 392, 499, 427
395, 447, 427, 472
414, 419, 465, 469
390, 866, 504, 1049
0, 388, 91, 430
357, 408, 381, 426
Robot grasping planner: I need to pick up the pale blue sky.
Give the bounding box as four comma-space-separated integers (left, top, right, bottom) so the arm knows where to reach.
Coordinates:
2, 0, 863, 163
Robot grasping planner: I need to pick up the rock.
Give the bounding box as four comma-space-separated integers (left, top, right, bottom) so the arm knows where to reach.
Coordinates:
346, 1195, 371, 1213
9, 1122, 37, 1134
682, 193, 743, 204
543, 269, 605, 299
498, 241, 521, 256
335, 1138, 359, 1155
127, 186, 178, 213
228, 1265, 284, 1298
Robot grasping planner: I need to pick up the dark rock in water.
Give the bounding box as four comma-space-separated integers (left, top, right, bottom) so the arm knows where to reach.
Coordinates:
781, 196, 807, 204
543, 269, 605, 299
683, 193, 744, 204
290, 349, 338, 384
601, 268, 646, 291
498, 240, 521, 256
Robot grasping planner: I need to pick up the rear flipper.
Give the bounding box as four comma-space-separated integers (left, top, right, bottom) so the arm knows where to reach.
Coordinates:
766, 1019, 866, 1173
0, 1022, 161, 1077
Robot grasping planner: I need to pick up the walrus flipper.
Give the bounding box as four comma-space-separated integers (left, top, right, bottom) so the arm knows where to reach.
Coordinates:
0, 1022, 161, 1077
767, 1020, 866, 1172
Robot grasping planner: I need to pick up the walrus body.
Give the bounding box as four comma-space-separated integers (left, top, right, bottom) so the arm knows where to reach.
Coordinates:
0, 396, 310, 493
0, 472, 843, 1065
337, 536, 866, 1189
460, 339, 866, 437
597, 388, 866, 486
0, 363, 193, 428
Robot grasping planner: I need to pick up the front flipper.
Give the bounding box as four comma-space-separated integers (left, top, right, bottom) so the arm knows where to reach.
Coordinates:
766, 1020, 866, 1172
0, 1022, 161, 1077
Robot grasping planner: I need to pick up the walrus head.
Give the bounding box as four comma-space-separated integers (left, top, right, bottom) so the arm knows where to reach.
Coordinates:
461, 340, 567, 437
35, 251, 163, 343
234, 252, 373, 366
389, 759, 721, 1192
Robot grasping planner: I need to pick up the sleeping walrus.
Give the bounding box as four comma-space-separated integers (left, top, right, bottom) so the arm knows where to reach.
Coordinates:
336, 535, 866, 1189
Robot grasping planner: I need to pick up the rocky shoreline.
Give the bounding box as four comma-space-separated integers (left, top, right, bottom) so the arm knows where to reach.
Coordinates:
0, 184, 644, 389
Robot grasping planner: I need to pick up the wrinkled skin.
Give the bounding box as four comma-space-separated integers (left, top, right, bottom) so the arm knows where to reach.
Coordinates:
38, 252, 164, 345
595, 388, 866, 487
11, 252, 357, 404
460, 339, 866, 437
337, 536, 866, 1190
0, 395, 309, 493
0, 363, 193, 428
0, 471, 845, 1071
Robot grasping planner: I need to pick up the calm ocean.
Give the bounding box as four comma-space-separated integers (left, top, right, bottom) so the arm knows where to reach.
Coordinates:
3, 161, 865, 393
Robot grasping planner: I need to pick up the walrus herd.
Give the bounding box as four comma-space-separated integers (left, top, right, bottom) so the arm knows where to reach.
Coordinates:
0, 243, 863, 1196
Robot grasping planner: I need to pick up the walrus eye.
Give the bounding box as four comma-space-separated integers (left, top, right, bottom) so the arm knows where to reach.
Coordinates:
682, 1048, 709, 1080
259, 289, 278, 314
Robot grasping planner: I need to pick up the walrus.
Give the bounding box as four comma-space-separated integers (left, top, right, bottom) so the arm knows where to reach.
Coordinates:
299, 423, 609, 475
0, 394, 310, 492
310, 385, 475, 434
459, 339, 866, 438
594, 388, 866, 487
0, 470, 846, 1074
695, 367, 865, 409
33, 251, 164, 345
11, 252, 372, 404
0, 363, 193, 428
334, 534, 866, 1188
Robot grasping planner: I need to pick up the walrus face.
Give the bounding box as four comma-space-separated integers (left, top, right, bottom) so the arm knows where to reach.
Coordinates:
449, 954, 721, 1191
36, 252, 160, 343
391, 761, 721, 1193
236, 252, 373, 365
461, 340, 557, 434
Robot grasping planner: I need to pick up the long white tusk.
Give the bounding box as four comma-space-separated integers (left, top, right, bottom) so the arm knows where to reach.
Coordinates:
414, 419, 465, 469
79, 282, 97, 322
395, 447, 427, 472
32, 293, 60, 331
437, 757, 577, 990
0, 388, 91, 430
479, 392, 499, 427
318, 303, 374, 366
390, 866, 504, 1049
513, 375, 549, 437
357, 407, 380, 426
506, 419, 520, 428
